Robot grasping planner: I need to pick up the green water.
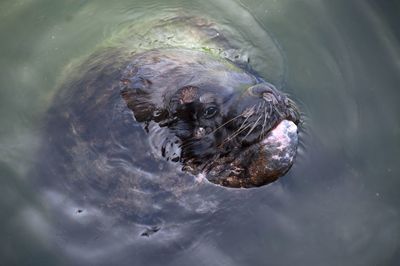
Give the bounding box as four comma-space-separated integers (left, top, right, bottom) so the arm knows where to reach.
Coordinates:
1, 0, 400, 265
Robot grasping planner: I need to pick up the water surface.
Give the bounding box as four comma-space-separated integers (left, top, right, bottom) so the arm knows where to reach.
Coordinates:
1, 0, 399, 265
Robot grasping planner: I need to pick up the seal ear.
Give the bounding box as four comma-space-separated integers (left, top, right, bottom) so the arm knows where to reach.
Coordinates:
120, 87, 155, 122
120, 73, 161, 122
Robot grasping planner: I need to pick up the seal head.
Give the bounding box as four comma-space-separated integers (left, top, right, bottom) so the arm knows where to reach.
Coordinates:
121, 48, 300, 188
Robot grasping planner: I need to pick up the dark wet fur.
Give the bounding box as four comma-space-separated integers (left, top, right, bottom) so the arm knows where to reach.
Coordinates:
120, 49, 300, 186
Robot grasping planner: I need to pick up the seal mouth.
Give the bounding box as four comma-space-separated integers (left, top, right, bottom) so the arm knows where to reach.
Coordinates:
258, 119, 298, 173
202, 118, 298, 188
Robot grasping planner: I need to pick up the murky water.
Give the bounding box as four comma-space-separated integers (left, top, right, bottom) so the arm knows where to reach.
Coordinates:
1, 0, 400, 265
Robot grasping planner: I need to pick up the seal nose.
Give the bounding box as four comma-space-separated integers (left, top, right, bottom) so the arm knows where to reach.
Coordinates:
248, 83, 280, 104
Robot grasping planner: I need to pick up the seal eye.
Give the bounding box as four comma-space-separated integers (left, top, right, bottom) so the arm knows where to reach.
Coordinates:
203, 106, 218, 119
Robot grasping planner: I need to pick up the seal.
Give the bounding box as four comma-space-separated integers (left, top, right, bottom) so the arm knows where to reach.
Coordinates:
39, 16, 300, 193
120, 48, 300, 187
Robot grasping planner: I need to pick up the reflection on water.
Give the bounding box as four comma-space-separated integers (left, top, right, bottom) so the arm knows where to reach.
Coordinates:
1, 0, 400, 265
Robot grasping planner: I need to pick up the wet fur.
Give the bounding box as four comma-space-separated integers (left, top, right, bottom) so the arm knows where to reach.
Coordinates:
120, 48, 299, 187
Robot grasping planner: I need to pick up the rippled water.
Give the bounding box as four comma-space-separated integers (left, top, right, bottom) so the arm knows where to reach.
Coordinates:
1, 0, 400, 265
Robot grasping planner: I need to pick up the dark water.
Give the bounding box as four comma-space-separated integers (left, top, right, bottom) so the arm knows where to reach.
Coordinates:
1, 0, 400, 265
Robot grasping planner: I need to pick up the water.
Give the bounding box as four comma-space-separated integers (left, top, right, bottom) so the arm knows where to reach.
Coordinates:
1, 0, 400, 265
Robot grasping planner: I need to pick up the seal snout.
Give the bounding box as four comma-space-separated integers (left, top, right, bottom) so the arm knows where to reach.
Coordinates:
245, 83, 300, 125
225, 82, 300, 148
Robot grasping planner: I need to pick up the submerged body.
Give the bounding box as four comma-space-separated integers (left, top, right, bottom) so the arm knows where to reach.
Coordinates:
39, 16, 300, 198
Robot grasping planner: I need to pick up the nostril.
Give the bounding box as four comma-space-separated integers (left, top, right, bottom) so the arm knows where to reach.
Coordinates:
262, 92, 277, 103
249, 83, 276, 97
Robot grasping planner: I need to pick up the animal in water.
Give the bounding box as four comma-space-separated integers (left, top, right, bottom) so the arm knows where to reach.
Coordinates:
39, 16, 300, 196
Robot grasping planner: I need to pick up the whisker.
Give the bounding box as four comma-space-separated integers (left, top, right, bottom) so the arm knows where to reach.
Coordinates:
255, 101, 262, 114
225, 122, 253, 142
237, 111, 251, 130
208, 112, 244, 135
220, 113, 252, 146
273, 104, 285, 118
218, 121, 254, 148
180, 110, 256, 150
242, 114, 262, 141
235, 103, 258, 131
225, 103, 258, 140
261, 101, 267, 139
